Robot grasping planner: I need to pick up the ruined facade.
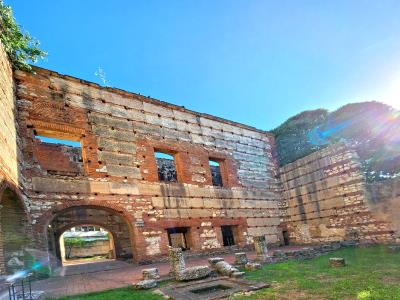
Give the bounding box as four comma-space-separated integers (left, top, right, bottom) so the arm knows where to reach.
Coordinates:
0, 42, 398, 275
279, 143, 396, 244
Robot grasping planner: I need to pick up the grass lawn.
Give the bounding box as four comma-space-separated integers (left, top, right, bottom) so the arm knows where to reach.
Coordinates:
49, 288, 163, 300
51, 245, 400, 300
236, 245, 400, 300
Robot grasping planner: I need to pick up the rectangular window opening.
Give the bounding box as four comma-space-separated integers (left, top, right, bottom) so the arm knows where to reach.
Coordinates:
155, 151, 177, 182
167, 227, 190, 250
34, 134, 83, 176
209, 159, 223, 187
221, 225, 236, 246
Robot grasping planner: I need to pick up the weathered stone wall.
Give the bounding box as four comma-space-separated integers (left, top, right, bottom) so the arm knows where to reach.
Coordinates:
35, 140, 83, 176
280, 143, 396, 244
0, 41, 19, 186
0, 41, 29, 274
366, 178, 400, 242
14, 67, 282, 263
66, 239, 112, 259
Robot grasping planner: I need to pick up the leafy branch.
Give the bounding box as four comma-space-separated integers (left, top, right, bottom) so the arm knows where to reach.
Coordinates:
0, 0, 46, 70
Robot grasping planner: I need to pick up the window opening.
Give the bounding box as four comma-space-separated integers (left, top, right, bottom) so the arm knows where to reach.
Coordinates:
167, 227, 190, 250
34, 134, 83, 176
209, 159, 223, 187
155, 151, 177, 182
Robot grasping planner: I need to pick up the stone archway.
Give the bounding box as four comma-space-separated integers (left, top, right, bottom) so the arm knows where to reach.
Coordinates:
47, 205, 134, 265
0, 187, 30, 274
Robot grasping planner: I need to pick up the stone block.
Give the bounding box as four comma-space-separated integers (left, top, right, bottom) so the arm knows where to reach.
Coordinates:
388, 245, 400, 253
234, 252, 248, 266
215, 261, 239, 276
133, 279, 157, 289
231, 271, 245, 278
175, 266, 211, 281
208, 257, 224, 268
142, 268, 160, 280
245, 262, 262, 271
329, 257, 345, 267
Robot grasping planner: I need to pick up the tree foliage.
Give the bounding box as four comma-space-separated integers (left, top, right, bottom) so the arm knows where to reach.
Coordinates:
64, 237, 96, 259
272, 109, 329, 165
273, 101, 400, 182
0, 1, 46, 70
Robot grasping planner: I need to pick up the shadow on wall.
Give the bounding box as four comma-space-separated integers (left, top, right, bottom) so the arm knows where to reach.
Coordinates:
366, 178, 400, 241
0, 41, 33, 276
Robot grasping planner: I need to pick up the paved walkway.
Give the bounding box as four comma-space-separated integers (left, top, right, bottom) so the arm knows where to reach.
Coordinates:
21, 246, 304, 298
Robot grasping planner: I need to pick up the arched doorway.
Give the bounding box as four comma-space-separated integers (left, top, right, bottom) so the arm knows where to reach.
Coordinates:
47, 205, 134, 266
0, 187, 29, 274
59, 225, 116, 265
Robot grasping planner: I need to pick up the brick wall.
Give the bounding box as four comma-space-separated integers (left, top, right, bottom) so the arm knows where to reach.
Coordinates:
280, 143, 396, 244
14, 67, 282, 263
34, 140, 83, 176
0, 41, 28, 274
0, 41, 19, 186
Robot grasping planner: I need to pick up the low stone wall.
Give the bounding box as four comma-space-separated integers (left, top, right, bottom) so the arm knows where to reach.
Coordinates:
271, 242, 342, 262
67, 239, 112, 259
280, 143, 396, 244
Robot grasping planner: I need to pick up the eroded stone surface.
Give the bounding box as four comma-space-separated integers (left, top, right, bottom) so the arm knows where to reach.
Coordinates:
142, 268, 160, 280
208, 257, 224, 268
234, 252, 248, 266
245, 262, 262, 271
169, 247, 211, 281
329, 257, 346, 267
133, 279, 157, 289
215, 261, 239, 277
176, 265, 211, 281
254, 236, 269, 261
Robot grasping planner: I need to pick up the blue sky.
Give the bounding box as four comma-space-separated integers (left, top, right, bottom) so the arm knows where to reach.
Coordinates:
8, 0, 400, 130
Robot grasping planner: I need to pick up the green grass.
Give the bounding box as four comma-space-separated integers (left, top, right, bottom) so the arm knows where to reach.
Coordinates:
51, 246, 400, 300
49, 287, 163, 300
234, 245, 400, 300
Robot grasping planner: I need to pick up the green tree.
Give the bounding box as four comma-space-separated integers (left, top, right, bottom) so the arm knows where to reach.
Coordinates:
0, 0, 46, 70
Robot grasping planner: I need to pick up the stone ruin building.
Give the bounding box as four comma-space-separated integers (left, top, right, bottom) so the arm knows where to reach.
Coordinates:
0, 41, 399, 275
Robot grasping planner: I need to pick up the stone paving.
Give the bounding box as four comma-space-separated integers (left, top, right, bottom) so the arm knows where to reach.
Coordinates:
29, 246, 304, 298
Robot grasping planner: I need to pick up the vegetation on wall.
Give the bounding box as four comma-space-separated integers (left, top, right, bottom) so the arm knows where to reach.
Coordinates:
64, 237, 98, 259
273, 101, 400, 182
0, 0, 46, 70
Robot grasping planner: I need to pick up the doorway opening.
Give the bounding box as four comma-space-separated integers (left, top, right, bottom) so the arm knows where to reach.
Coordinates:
47, 205, 134, 268
282, 230, 290, 246
221, 225, 236, 247
60, 226, 115, 265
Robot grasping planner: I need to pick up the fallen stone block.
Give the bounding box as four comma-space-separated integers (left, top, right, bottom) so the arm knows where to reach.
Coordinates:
235, 252, 248, 266
245, 262, 262, 271
176, 265, 211, 281
231, 271, 245, 278
215, 261, 240, 277
142, 268, 160, 280
329, 257, 346, 267
134, 279, 157, 289
388, 245, 400, 253
208, 257, 224, 269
